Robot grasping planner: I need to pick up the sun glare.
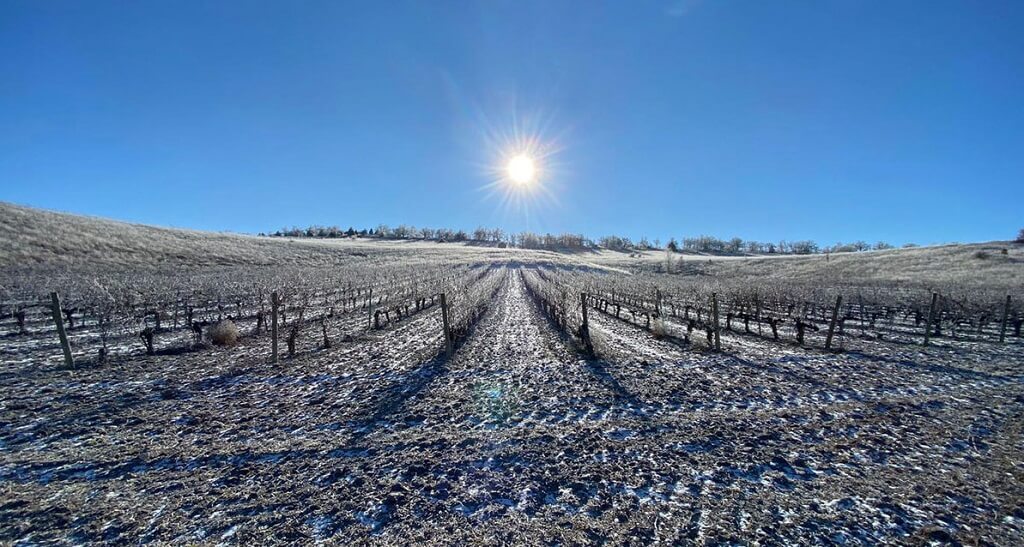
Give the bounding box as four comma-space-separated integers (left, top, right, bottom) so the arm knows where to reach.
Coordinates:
475, 109, 564, 216
507, 154, 536, 185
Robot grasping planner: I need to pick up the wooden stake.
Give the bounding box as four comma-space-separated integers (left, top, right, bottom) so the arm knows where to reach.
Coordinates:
923, 292, 938, 346
999, 295, 1011, 344
50, 292, 74, 368
580, 292, 589, 332
712, 292, 721, 351
440, 293, 453, 358
271, 291, 279, 363
367, 288, 374, 329
825, 295, 843, 350
580, 292, 594, 355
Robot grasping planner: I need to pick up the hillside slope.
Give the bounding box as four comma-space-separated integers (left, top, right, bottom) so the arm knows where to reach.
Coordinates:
2, 202, 1020, 290
589, 241, 1024, 290
0, 202, 571, 272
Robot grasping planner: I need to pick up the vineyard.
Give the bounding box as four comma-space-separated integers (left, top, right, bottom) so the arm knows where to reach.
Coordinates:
2, 240, 1024, 543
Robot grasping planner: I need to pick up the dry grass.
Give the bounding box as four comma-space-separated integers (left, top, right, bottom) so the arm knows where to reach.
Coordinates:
0, 202, 591, 273
2, 201, 1020, 291
588, 242, 1024, 291
208, 320, 240, 346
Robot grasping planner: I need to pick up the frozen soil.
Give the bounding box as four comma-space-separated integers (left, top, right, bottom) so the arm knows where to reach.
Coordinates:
2, 268, 1024, 545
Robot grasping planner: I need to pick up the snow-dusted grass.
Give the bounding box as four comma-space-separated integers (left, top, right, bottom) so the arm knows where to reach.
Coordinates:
2, 204, 1023, 543
590, 242, 1024, 291
3, 268, 1022, 544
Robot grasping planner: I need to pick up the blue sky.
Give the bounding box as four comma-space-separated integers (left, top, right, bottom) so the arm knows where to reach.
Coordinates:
2, 1, 1022, 246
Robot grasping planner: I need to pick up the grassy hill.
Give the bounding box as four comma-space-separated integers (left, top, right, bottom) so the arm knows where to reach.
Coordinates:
589, 243, 1024, 290
2, 201, 1021, 290
0, 202, 571, 272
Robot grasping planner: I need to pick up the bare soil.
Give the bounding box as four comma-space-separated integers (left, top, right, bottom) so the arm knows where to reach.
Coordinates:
2, 268, 1023, 545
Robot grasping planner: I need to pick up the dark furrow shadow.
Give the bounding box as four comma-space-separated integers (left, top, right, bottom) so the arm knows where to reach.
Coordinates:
516, 270, 644, 409
843, 350, 1022, 383
348, 270, 510, 437
349, 353, 447, 438
724, 355, 835, 391
581, 358, 641, 407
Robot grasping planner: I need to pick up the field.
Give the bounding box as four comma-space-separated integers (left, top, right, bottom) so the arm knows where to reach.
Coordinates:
2, 203, 1023, 545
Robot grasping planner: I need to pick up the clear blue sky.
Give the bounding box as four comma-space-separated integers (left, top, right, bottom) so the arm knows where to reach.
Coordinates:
2, 1, 1022, 246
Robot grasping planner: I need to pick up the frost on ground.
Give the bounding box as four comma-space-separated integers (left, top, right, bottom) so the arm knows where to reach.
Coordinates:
1, 268, 1023, 545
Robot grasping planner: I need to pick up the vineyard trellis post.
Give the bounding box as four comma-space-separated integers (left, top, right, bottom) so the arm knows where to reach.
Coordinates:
271, 291, 279, 363
999, 295, 1011, 344
712, 292, 721, 351
825, 295, 843, 350
367, 288, 374, 329
580, 292, 589, 334
440, 293, 453, 358
50, 292, 74, 368
923, 292, 938, 346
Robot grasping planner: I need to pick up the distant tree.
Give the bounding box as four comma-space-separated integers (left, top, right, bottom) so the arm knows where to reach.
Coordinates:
392, 224, 415, 239
902, 243, 919, 248
599, 235, 632, 251
726, 237, 743, 254
790, 240, 819, 255
666, 238, 679, 252
873, 241, 894, 250
828, 242, 857, 253
1017, 228, 1024, 243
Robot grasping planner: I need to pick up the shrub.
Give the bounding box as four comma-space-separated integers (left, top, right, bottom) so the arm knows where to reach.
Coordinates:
973, 250, 990, 260
651, 317, 667, 339
209, 319, 240, 346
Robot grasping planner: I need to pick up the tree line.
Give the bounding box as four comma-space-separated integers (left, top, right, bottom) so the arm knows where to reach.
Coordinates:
262, 224, 925, 255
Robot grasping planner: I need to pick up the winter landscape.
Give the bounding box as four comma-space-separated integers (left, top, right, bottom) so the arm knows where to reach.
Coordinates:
4, 1, 1024, 545
1, 203, 1022, 544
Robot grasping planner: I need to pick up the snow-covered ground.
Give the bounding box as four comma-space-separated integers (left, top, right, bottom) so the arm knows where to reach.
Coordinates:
2, 267, 1022, 544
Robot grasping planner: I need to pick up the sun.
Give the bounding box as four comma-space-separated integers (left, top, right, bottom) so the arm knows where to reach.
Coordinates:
506, 154, 536, 185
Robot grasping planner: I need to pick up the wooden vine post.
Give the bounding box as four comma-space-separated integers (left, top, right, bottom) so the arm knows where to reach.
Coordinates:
580, 292, 594, 356
712, 292, 721, 351
367, 288, 374, 329
271, 291, 279, 363
440, 293, 453, 358
50, 292, 74, 368
923, 292, 938, 346
999, 295, 1011, 344
580, 292, 589, 334
825, 295, 843, 350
